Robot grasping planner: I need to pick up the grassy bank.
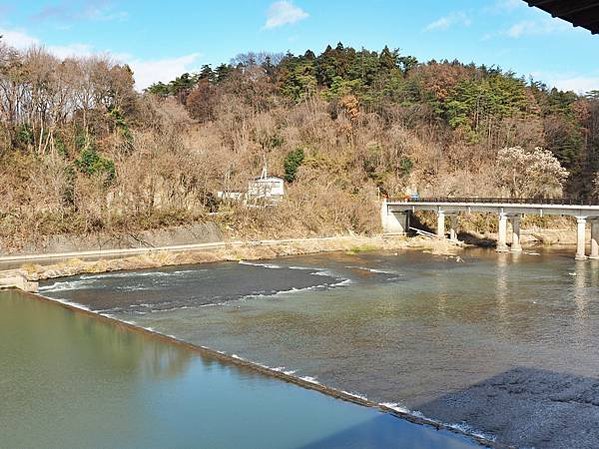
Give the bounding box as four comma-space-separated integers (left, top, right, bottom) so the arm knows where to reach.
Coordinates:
14, 234, 463, 282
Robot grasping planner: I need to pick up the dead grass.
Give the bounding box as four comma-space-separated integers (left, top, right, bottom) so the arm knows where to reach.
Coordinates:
0, 60, 578, 252
10, 233, 472, 282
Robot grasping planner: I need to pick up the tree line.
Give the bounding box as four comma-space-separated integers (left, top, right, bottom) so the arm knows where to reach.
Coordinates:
1, 40, 599, 249
148, 43, 599, 198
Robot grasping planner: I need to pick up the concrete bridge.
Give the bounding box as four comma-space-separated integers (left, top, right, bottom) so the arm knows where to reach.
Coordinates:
381, 198, 599, 260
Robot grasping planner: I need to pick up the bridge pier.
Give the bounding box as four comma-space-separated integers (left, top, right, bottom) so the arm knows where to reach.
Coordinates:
381, 200, 409, 234
590, 219, 599, 260
437, 210, 446, 238
435, 211, 461, 241
449, 215, 459, 242
511, 215, 522, 253
497, 212, 509, 253
576, 217, 587, 261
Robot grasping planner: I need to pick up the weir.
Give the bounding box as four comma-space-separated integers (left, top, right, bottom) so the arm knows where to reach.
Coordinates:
0, 273, 38, 292
382, 198, 599, 260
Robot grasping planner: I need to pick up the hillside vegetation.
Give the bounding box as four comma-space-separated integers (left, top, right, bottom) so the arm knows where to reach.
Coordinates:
1, 42, 598, 250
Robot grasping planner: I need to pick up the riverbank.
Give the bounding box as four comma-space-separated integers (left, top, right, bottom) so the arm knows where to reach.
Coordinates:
4, 234, 464, 283
462, 227, 584, 247
0, 225, 585, 286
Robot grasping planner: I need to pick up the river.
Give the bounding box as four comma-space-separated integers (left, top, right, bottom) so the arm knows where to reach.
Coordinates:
36, 247, 599, 448
0, 290, 479, 449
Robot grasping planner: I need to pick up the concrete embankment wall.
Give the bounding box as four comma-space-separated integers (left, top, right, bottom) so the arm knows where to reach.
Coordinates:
1, 222, 224, 257
0, 274, 38, 292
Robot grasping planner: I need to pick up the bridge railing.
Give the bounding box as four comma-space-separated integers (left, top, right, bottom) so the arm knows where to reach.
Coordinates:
389, 197, 598, 206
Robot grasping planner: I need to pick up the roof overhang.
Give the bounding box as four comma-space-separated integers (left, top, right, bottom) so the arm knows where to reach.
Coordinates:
524, 0, 599, 35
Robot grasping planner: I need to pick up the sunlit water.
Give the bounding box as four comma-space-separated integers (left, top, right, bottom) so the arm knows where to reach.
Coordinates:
40, 248, 599, 448
0, 291, 479, 449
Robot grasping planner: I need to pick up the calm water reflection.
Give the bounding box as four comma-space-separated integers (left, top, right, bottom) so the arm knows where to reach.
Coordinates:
0, 291, 480, 449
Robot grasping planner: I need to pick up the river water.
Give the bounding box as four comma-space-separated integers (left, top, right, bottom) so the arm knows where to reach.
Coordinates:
0, 291, 478, 449
38, 248, 599, 449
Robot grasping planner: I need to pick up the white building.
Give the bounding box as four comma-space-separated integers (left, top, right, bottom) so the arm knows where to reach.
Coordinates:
247, 166, 285, 201
217, 166, 285, 205
248, 176, 285, 198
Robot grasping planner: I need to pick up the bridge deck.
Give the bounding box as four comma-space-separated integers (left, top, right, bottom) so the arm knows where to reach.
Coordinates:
387, 200, 599, 217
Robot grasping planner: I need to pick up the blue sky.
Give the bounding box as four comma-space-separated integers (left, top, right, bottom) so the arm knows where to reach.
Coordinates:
2, 0, 598, 91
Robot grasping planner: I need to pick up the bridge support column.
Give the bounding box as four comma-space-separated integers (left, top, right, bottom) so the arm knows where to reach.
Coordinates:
437, 210, 446, 239
381, 200, 408, 235
590, 220, 599, 260
511, 215, 522, 252
576, 217, 587, 261
449, 215, 459, 242
497, 212, 509, 253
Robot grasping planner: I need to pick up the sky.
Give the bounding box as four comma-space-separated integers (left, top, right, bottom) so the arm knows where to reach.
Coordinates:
2, 0, 598, 92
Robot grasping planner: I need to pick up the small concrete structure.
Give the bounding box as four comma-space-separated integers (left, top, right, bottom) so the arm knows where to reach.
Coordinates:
380, 199, 409, 234
497, 212, 509, 252
0, 274, 38, 292
576, 217, 588, 261
382, 199, 599, 260
247, 164, 285, 201
436, 210, 445, 239
247, 176, 285, 199
218, 166, 285, 205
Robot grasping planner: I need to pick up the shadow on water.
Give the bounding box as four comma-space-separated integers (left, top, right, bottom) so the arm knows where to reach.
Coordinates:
295, 414, 480, 449
417, 367, 599, 449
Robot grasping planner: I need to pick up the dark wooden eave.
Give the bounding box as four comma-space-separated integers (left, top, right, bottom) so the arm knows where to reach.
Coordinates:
524, 0, 599, 34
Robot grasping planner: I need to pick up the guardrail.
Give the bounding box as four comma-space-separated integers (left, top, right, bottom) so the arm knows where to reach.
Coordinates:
389, 197, 599, 206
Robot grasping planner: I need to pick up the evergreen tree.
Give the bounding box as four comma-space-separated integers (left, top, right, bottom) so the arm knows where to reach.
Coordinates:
379, 46, 398, 71
199, 64, 215, 83
284, 148, 305, 182
215, 63, 234, 83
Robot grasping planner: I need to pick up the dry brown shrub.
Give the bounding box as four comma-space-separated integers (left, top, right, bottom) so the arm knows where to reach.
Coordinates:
0, 50, 570, 252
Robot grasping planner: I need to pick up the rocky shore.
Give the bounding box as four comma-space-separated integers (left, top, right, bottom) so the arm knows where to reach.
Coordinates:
1, 234, 463, 284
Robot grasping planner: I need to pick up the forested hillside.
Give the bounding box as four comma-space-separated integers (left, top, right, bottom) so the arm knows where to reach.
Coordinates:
1, 41, 598, 249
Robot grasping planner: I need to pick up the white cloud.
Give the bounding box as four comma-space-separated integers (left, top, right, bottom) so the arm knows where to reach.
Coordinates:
31, 1, 128, 23
48, 43, 95, 59
264, 1, 308, 29
128, 53, 202, 90
1, 27, 99, 59
505, 17, 571, 38
531, 72, 599, 94
424, 12, 471, 32
0, 26, 200, 90
553, 76, 599, 94
84, 5, 128, 22
0, 28, 39, 49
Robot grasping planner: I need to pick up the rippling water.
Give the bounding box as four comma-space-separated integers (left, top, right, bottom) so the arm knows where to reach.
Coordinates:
40, 248, 599, 448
